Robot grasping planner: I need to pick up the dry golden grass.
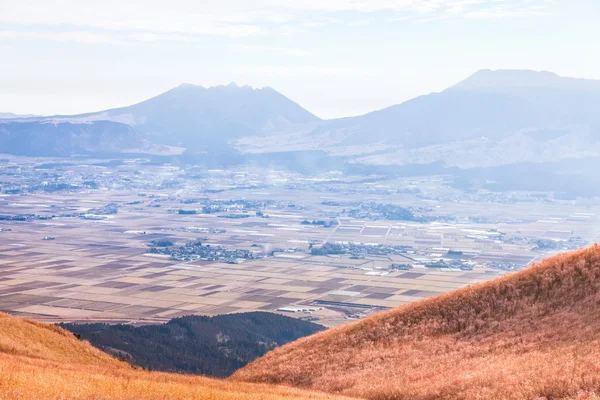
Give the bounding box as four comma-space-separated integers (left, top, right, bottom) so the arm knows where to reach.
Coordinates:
234, 245, 600, 400
0, 312, 123, 367
0, 312, 355, 400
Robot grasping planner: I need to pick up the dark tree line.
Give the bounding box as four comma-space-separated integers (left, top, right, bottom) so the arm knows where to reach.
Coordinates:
60, 312, 324, 377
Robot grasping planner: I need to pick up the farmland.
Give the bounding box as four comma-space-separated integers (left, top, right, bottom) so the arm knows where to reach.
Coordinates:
1, 155, 599, 326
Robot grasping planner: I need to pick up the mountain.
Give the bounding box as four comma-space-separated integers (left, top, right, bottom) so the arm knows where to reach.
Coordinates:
0, 83, 318, 157
0, 120, 172, 157
0, 112, 38, 119
238, 70, 600, 169
4, 70, 600, 180
61, 312, 324, 378
234, 245, 600, 400
68, 83, 320, 150
451, 69, 600, 94
0, 311, 349, 400
348, 69, 600, 148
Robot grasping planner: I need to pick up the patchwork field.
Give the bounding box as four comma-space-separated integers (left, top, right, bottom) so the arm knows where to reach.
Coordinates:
0, 218, 507, 325
1, 157, 600, 326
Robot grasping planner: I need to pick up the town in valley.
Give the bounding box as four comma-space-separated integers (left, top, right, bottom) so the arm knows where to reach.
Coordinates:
1, 155, 596, 327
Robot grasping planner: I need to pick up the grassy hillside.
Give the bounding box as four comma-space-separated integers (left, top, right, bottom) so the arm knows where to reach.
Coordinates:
0, 312, 122, 367
234, 245, 600, 400
60, 312, 325, 377
0, 312, 353, 400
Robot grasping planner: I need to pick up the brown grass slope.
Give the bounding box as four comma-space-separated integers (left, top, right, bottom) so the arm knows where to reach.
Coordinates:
0, 312, 355, 400
234, 245, 600, 400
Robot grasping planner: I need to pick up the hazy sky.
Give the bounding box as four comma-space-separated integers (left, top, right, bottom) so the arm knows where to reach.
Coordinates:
0, 0, 598, 118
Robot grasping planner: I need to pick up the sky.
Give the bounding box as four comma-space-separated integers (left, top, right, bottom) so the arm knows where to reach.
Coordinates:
0, 0, 598, 119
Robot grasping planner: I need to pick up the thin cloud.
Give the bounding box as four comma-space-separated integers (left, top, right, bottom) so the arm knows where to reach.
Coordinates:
0, 30, 234, 45
0, 0, 552, 44
233, 45, 311, 57
225, 64, 383, 78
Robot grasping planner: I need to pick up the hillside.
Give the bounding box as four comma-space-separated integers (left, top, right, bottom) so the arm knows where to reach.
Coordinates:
3, 70, 600, 176
0, 83, 318, 156
234, 69, 600, 195
234, 245, 600, 400
334, 69, 600, 149
0, 120, 172, 157
0, 312, 352, 400
61, 312, 325, 377
0, 312, 123, 367
103, 83, 320, 148
0, 112, 38, 119
3, 70, 600, 194
238, 70, 600, 167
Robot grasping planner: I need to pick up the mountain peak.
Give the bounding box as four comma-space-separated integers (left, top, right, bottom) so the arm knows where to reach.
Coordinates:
463, 69, 560, 86
176, 82, 203, 89
172, 82, 258, 92
450, 68, 600, 93
164, 82, 279, 96
0, 112, 39, 119
170, 83, 207, 94
210, 82, 267, 92
99, 80, 319, 149
470, 68, 559, 79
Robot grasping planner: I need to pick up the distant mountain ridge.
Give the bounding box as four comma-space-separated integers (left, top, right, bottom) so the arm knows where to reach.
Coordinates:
0, 120, 176, 157
237, 69, 600, 177
298, 69, 600, 149
0, 83, 319, 156
0, 112, 39, 119
2, 70, 600, 179
52, 82, 320, 150
450, 69, 600, 93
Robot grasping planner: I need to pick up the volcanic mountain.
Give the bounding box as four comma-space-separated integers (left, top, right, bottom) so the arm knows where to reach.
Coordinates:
330, 69, 600, 146
73, 82, 320, 150
3, 70, 600, 194
0, 83, 319, 156
0, 120, 163, 157
234, 245, 600, 400
3, 70, 600, 167
234, 69, 600, 195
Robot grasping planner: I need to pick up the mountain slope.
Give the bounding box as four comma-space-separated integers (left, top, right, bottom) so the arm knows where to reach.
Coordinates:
75, 83, 320, 149
0, 312, 352, 400
0, 120, 171, 156
234, 245, 600, 400
330, 70, 600, 147
451, 69, 600, 94
0, 112, 38, 119
3, 70, 600, 167
0, 83, 318, 157
239, 70, 600, 170
0, 312, 122, 367
61, 312, 325, 377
